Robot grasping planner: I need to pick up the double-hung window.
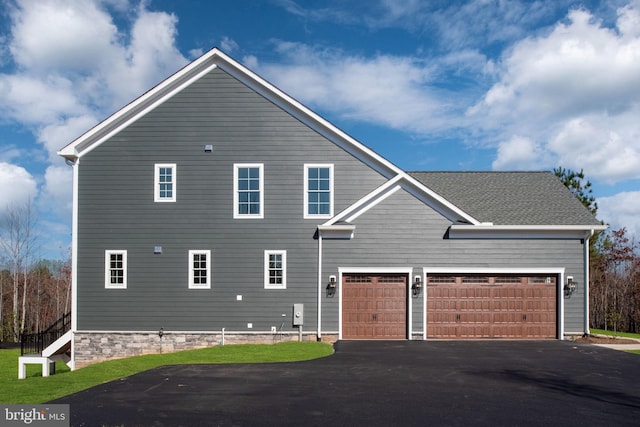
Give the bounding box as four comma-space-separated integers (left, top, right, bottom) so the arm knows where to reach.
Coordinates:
264, 250, 286, 289
304, 164, 333, 218
189, 250, 211, 289
155, 163, 176, 202
105, 250, 127, 289
234, 164, 264, 218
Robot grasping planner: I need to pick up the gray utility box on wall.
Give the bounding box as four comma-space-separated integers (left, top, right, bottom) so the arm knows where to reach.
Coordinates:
293, 304, 304, 326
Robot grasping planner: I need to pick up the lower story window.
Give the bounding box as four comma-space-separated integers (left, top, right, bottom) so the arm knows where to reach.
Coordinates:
189, 250, 211, 289
264, 250, 286, 289
105, 250, 127, 289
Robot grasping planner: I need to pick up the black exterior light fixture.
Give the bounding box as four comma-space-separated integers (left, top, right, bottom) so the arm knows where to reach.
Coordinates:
326, 275, 337, 297
564, 276, 578, 296
412, 276, 422, 297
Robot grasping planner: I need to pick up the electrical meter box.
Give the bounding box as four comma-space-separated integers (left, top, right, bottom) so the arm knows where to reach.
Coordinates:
293, 304, 304, 326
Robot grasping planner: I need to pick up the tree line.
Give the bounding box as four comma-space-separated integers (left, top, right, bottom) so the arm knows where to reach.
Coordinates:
555, 168, 640, 334
0, 202, 71, 342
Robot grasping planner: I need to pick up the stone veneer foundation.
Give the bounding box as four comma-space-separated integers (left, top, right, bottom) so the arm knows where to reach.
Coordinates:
72, 332, 338, 369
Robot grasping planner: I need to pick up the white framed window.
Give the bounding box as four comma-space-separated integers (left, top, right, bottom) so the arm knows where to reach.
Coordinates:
264, 250, 286, 289
189, 250, 211, 289
304, 164, 333, 218
105, 250, 127, 289
155, 163, 176, 202
234, 163, 264, 218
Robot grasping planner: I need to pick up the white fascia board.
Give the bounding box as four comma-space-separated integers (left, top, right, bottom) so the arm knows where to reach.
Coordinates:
317, 224, 356, 240
449, 224, 608, 239
422, 267, 565, 275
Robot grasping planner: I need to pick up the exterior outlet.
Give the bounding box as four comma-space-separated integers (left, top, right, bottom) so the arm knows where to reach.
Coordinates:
271, 326, 277, 333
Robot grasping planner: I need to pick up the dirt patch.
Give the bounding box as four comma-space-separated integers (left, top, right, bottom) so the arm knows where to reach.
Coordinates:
572, 335, 638, 344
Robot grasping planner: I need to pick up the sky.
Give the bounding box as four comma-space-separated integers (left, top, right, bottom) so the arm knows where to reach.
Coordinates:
1, 0, 640, 260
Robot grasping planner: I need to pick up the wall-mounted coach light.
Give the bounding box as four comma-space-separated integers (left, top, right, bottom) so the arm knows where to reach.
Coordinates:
564, 276, 577, 296
326, 275, 336, 297
412, 276, 422, 297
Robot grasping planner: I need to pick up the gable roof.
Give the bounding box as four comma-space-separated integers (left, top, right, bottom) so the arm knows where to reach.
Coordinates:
57, 47, 480, 226
408, 171, 603, 226
58, 48, 605, 237
57, 48, 401, 179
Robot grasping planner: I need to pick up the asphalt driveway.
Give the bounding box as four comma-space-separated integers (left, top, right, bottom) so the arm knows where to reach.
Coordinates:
52, 341, 640, 426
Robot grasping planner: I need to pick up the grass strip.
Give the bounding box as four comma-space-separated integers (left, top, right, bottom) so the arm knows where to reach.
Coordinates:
590, 329, 640, 339
0, 342, 333, 404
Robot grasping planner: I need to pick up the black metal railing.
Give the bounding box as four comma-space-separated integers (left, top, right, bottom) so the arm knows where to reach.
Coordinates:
20, 312, 71, 356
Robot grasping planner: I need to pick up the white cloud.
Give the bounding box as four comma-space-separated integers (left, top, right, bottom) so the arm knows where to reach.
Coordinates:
0, 74, 91, 125
548, 115, 640, 183
113, 5, 187, 106
0, 0, 189, 257
492, 135, 548, 170
0, 162, 37, 210
40, 165, 73, 220
469, 4, 640, 184
259, 42, 464, 136
38, 115, 99, 162
220, 36, 239, 53
8, 0, 121, 73
598, 191, 640, 238
2, 0, 188, 133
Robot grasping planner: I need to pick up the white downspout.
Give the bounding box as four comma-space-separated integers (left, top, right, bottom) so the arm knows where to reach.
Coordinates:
584, 230, 594, 336
70, 158, 80, 370
317, 233, 323, 341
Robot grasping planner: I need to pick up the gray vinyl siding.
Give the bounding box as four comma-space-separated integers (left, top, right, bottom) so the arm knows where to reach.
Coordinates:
76, 67, 386, 332
321, 189, 586, 334
76, 66, 588, 337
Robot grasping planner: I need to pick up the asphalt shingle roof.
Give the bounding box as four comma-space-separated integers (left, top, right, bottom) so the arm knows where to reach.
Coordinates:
408, 171, 602, 226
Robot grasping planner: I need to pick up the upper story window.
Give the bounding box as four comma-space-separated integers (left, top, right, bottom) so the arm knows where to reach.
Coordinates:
105, 250, 127, 289
264, 250, 286, 289
155, 163, 176, 202
304, 164, 333, 218
189, 250, 211, 289
234, 164, 264, 219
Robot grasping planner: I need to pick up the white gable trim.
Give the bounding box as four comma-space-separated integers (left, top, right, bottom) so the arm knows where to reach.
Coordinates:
58, 48, 401, 180
324, 174, 481, 227
58, 60, 219, 160
324, 175, 403, 226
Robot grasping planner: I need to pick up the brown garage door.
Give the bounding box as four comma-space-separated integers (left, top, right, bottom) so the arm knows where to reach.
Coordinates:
427, 275, 557, 339
342, 274, 407, 339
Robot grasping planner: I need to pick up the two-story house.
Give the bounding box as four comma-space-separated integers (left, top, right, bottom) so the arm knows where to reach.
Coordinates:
57, 48, 605, 369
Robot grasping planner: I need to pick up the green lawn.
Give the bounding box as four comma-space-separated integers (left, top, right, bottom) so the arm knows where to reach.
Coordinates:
0, 342, 333, 404
591, 329, 640, 339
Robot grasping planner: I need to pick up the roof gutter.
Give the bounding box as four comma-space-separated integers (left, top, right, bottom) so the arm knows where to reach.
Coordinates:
448, 224, 608, 239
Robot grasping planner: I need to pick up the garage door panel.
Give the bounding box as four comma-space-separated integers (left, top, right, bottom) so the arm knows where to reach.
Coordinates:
342, 274, 407, 340
427, 274, 557, 339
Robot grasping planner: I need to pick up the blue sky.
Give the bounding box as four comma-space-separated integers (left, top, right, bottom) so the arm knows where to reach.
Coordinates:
1, 0, 640, 260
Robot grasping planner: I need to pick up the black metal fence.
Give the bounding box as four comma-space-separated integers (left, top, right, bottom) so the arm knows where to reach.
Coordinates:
20, 312, 71, 356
